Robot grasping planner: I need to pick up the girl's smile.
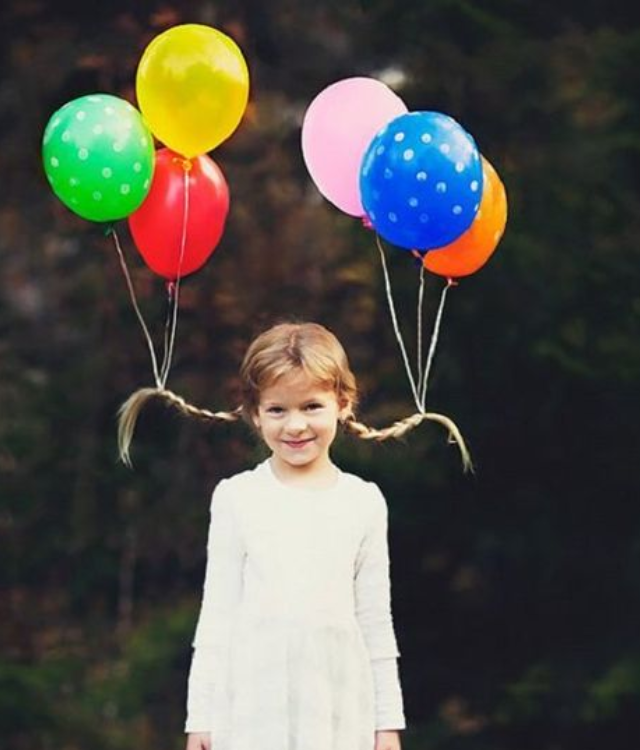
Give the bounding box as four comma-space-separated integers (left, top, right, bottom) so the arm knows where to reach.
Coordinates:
282, 437, 315, 449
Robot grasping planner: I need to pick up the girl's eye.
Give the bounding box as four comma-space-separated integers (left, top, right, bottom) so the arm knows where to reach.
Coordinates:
305, 402, 323, 411
266, 406, 284, 415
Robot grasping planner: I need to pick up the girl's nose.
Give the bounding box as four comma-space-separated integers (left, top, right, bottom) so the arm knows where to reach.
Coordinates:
284, 411, 307, 433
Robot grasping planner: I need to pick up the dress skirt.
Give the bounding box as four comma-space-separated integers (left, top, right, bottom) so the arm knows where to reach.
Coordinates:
210, 612, 376, 750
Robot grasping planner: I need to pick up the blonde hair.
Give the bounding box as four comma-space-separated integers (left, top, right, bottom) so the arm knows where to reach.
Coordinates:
118, 321, 473, 471
239, 322, 357, 417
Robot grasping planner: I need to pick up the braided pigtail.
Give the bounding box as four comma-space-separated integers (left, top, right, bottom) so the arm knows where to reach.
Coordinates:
117, 387, 243, 468
343, 412, 474, 473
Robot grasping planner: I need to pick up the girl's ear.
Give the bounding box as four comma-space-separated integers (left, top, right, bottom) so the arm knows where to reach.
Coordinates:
251, 409, 262, 432
338, 397, 353, 423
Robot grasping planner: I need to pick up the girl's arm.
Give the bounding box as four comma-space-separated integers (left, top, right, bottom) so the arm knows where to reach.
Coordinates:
185, 479, 246, 736
354, 485, 406, 733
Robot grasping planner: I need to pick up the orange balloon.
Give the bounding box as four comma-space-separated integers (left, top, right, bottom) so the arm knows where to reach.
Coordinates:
424, 156, 507, 278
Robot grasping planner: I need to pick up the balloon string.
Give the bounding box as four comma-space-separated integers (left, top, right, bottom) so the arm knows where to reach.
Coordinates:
420, 277, 455, 409
110, 227, 162, 387
416, 261, 426, 392
160, 162, 191, 388
159, 282, 174, 381
158, 281, 177, 386
375, 234, 422, 412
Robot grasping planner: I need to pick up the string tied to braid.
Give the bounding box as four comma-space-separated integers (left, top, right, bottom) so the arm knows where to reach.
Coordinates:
374, 234, 473, 472
111, 156, 196, 468
108, 155, 192, 392
343, 411, 473, 473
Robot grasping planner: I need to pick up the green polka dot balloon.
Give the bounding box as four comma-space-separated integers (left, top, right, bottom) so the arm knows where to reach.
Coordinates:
42, 94, 155, 222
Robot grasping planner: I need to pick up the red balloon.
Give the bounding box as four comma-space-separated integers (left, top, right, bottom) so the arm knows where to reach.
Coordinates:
129, 148, 229, 279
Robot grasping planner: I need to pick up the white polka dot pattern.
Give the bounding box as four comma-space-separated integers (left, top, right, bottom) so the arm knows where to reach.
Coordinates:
359, 110, 483, 250
42, 93, 155, 222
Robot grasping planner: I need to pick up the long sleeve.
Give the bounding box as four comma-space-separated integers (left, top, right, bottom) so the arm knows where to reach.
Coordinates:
354, 485, 406, 730
185, 480, 246, 734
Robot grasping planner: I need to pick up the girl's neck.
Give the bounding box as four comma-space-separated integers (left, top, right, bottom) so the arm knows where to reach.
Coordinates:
268, 455, 339, 491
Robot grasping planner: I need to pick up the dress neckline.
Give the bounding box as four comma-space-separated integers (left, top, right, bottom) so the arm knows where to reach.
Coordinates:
262, 458, 344, 494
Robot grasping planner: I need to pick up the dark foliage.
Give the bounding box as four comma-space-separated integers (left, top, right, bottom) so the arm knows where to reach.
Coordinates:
1, 2, 639, 748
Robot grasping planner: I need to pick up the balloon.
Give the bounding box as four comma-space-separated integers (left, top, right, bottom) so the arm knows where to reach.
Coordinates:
360, 111, 483, 250
136, 24, 250, 158
424, 157, 507, 278
128, 148, 229, 280
301, 77, 407, 216
42, 94, 155, 222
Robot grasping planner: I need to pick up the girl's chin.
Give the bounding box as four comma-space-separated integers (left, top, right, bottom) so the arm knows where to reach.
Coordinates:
274, 449, 324, 469
280, 452, 316, 465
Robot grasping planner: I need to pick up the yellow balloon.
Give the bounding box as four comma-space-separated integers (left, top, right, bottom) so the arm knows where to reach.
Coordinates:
136, 24, 249, 158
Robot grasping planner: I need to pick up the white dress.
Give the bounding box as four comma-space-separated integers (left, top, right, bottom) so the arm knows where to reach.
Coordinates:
185, 459, 405, 750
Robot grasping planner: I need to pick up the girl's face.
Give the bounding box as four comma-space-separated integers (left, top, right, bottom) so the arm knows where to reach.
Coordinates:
252, 369, 350, 480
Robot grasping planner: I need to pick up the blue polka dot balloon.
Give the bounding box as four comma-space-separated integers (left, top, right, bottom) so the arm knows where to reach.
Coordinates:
359, 111, 483, 250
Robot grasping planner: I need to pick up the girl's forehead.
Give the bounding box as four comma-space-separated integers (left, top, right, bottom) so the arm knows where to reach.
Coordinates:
259, 369, 335, 401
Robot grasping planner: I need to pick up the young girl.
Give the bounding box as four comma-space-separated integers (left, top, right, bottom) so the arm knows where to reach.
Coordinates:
117, 322, 470, 750
182, 322, 405, 750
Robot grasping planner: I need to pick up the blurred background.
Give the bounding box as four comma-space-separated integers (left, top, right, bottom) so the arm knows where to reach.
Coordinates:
2, 1, 640, 748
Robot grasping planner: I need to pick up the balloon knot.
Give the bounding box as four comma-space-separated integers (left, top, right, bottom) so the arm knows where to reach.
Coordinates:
172, 157, 193, 172
447, 277, 459, 287
361, 215, 373, 230
166, 281, 177, 299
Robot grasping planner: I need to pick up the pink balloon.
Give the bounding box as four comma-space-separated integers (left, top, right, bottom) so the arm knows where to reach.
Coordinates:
301, 77, 408, 217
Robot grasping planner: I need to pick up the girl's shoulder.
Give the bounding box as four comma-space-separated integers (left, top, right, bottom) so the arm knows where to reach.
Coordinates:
338, 469, 387, 509
339, 468, 383, 493
213, 462, 265, 495
208, 465, 267, 523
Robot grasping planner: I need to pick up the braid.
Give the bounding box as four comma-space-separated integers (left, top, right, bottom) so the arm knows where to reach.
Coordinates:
118, 386, 473, 473
343, 412, 474, 473
117, 387, 242, 468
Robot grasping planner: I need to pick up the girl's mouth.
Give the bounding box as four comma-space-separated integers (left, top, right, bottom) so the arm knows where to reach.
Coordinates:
283, 438, 314, 449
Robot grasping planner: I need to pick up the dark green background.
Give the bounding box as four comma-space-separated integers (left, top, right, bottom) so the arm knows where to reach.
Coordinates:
1, 1, 639, 748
